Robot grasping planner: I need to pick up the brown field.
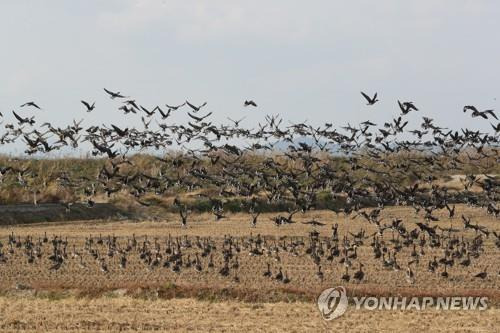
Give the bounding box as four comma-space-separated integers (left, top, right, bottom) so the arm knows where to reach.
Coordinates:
0, 205, 498, 331
0, 296, 498, 332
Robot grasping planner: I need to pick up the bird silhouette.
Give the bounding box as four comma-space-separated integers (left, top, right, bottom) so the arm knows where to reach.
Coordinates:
361, 92, 379, 105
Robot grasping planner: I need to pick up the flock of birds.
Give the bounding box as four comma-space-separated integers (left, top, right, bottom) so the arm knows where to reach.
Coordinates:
0, 89, 498, 287
1, 216, 499, 286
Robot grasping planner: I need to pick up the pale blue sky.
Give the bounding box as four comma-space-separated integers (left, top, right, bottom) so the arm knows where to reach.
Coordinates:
1, 1, 499, 154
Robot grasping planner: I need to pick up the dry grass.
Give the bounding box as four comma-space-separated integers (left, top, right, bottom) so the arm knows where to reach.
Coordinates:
0, 205, 498, 331
0, 296, 497, 332
1, 152, 498, 206
0, 205, 498, 300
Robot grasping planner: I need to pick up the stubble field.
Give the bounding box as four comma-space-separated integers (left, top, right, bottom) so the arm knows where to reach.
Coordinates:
0, 205, 498, 332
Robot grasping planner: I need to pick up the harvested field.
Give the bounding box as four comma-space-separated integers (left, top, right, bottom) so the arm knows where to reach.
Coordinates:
0, 206, 498, 303
0, 296, 498, 332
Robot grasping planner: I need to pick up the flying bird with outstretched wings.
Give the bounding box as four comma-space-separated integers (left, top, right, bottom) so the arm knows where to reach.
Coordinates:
463, 105, 497, 120
165, 102, 186, 110
20, 102, 42, 109
81, 100, 95, 112
360, 92, 378, 105
398, 100, 419, 114
188, 112, 212, 123
244, 100, 258, 107
103, 88, 126, 99
185, 100, 207, 113
12, 110, 35, 125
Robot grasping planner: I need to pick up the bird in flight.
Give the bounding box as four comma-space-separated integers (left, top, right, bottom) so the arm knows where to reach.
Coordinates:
463, 105, 498, 120
302, 220, 326, 226
12, 110, 35, 125
398, 100, 419, 114
81, 100, 95, 112
103, 88, 126, 99
165, 102, 186, 110
158, 108, 172, 119
140, 106, 155, 117
188, 112, 212, 123
227, 117, 246, 127
20, 101, 42, 110
185, 100, 207, 113
360, 92, 378, 105
244, 100, 258, 107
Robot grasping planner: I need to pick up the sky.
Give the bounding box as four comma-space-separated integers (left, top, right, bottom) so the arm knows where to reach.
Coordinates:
0, 1, 499, 154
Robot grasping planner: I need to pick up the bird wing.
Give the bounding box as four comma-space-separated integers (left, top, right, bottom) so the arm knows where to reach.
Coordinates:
111, 124, 125, 135
408, 103, 418, 111
202, 112, 213, 119
360, 91, 371, 102
245, 100, 258, 107
485, 110, 498, 120
103, 88, 115, 96
12, 111, 24, 122
187, 112, 202, 121
398, 100, 405, 112
185, 101, 198, 110
81, 100, 92, 109
463, 105, 478, 113
166, 102, 185, 109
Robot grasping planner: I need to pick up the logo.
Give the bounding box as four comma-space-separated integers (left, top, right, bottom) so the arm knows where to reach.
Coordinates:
317, 286, 348, 320
318, 287, 488, 321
